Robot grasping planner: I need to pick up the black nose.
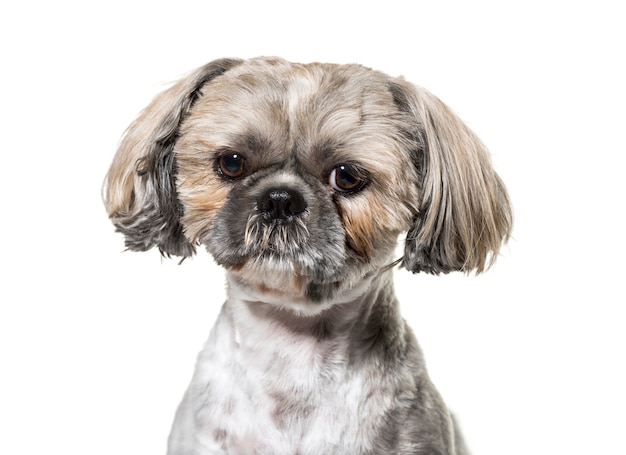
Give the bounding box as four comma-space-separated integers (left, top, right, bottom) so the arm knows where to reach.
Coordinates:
257, 188, 307, 221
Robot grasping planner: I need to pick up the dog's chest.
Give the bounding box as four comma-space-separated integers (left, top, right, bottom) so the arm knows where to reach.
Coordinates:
184, 310, 386, 454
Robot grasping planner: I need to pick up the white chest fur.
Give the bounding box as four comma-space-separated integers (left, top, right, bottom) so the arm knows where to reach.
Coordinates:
167, 280, 400, 455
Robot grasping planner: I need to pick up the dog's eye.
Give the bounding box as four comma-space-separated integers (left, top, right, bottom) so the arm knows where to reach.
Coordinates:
218, 153, 246, 179
329, 165, 366, 193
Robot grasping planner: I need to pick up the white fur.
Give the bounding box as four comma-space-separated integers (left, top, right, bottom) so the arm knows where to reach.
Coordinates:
167, 273, 395, 454
286, 75, 316, 129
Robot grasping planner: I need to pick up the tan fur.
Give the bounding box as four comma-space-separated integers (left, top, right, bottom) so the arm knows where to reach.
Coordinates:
178, 183, 230, 243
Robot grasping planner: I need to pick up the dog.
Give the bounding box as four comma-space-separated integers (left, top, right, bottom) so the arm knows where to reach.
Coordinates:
104, 57, 512, 454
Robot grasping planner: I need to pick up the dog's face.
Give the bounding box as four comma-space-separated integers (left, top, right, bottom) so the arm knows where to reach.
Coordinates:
104, 57, 512, 304
175, 59, 423, 302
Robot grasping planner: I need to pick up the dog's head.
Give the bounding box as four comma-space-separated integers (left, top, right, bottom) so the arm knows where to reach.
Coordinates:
104, 57, 512, 303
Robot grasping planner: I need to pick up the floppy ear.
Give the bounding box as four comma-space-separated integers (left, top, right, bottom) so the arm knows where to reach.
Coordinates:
103, 58, 243, 257
390, 79, 512, 274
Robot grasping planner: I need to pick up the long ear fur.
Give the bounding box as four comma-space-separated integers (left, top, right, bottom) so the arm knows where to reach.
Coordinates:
103, 58, 243, 257
390, 79, 512, 274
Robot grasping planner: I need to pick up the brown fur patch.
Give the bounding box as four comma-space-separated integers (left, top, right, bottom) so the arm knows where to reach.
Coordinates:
178, 177, 230, 243
339, 190, 415, 259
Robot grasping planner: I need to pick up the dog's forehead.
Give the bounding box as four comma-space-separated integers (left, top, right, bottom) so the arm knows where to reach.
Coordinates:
201, 61, 397, 123
184, 60, 409, 169
215, 60, 391, 102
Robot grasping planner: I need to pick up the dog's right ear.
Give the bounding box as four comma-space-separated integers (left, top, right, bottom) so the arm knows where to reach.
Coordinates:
103, 58, 243, 257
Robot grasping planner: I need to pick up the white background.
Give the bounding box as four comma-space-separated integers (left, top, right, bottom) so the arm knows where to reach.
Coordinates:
1, 1, 624, 454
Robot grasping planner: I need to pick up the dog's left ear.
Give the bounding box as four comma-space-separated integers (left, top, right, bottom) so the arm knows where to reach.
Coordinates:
103, 58, 243, 257
390, 79, 513, 274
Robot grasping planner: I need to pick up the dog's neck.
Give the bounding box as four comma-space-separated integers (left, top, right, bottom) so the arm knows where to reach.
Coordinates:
218, 270, 407, 372
183, 269, 425, 453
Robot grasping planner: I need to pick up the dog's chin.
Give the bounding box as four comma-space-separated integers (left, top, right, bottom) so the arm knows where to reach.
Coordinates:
229, 254, 311, 298
222, 248, 348, 306
225, 261, 372, 316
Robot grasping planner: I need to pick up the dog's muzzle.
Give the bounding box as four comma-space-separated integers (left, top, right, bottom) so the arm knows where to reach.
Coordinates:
243, 186, 310, 253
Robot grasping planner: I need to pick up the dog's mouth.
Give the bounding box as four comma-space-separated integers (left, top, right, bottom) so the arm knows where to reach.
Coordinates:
219, 212, 350, 300
242, 214, 310, 283
244, 212, 310, 256
218, 213, 312, 293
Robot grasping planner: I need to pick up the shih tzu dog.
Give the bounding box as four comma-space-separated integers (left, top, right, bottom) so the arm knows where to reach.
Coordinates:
104, 57, 511, 454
